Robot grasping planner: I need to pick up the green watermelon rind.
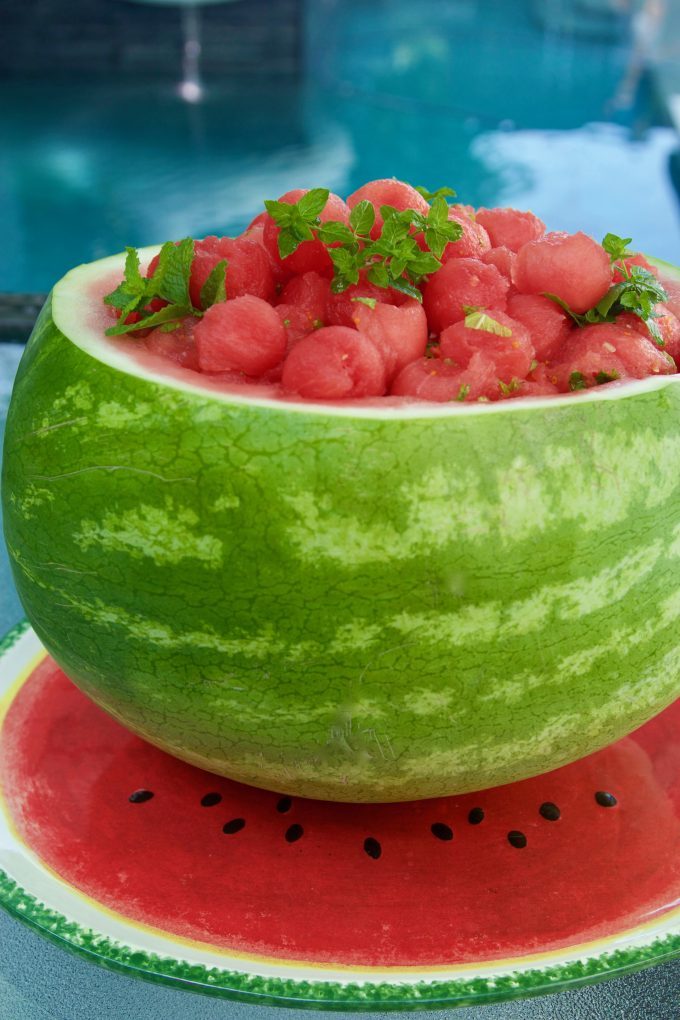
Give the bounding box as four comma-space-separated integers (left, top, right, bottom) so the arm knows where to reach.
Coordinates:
3, 252, 680, 801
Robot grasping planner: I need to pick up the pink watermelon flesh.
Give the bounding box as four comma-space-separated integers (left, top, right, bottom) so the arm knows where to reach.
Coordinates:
480, 245, 517, 282
439, 310, 534, 383
507, 293, 572, 362
2, 658, 680, 966
280, 325, 387, 399
194, 295, 286, 375
439, 209, 492, 262
350, 297, 428, 381
475, 208, 546, 252
513, 232, 612, 314
422, 258, 510, 333
551, 321, 675, 390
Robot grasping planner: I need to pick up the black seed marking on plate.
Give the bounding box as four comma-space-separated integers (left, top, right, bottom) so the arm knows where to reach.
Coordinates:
285, 824, 304, 843
223, 818, 246, 834
128, 789, 154, 804
508, 830, 527, 849
431, 822, 454, 841
201, 792, 222, 808
539, 801, 561, 821
595, 791, 618, 808
468, 807, 485, 825
276, 797, 293, 813
364, 837, 382, 860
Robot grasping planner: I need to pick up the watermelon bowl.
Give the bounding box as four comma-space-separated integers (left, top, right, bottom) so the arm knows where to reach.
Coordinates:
3, 246, 680, 803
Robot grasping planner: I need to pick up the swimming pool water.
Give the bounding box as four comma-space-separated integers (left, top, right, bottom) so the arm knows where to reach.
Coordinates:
0, 0, 678, 292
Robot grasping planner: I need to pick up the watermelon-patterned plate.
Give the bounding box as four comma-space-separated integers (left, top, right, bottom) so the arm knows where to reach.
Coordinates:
1, 622, 679, 1011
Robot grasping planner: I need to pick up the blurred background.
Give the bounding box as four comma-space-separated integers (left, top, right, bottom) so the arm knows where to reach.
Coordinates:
1, 0, 680, 336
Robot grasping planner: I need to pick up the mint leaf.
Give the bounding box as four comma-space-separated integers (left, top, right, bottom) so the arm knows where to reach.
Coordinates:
105, 302, 192, 336
454, 383, 470, 401
387, 276, 422, 301
595, 370, 620, 384
569, 371, 587, 391
264, 199, 294, 226
464, 310, 512, 336
602, 233, 633, 263
264, 195, 321, 260
366, 262, 390, 288
498, 378, 522, 395
296, 188, 330, 219
103, 247, 147, 311
199, 258, 227, 309
349, 200, 375, 236
351, 296, 377, 309
317, 221, 356, 246
152, 238, 195, 307
413, 185, 457, 202
543, 292, 587, 327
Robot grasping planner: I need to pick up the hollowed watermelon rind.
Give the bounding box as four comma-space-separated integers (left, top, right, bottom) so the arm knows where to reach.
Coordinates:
0, 624, 679, 1011
3, 254, 680, 802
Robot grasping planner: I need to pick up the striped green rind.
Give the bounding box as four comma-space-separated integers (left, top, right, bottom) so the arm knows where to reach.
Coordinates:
0, 865, 679, 1011
3, 253, 680, 801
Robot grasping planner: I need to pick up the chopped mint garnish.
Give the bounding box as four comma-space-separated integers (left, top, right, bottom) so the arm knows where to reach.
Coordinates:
529, 359, 538, 373
498, 378, 522, 395
351, 296, 378, 309
413, 184, 457, 202
594, 370, 620, 384
464, 309, 512, 336
569, 371, 587, 391
454, 383, 470, 401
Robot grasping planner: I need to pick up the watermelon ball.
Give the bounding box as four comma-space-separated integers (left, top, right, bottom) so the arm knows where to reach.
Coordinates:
243, 210, 270, 233
475, 207, 546, 252
391, 353, 497, 402
327, 275, 404, 328
262, 189, 350, 279
439, 207, 491, 262
350, 297, 428, 381
661, 278, 680, 320
513, 231, 612, 314
346, 179, 430, 240
423, 258, 510, 334
507, 293, 572, 362
481, 246, 517, 282
550, 321, 674, 392
281, 326, 386, 400
439, 310, 535, 385
277, 271, 331, 329
615, 310, 680, 365
522, 362, 560, 397
144, 320, 199, 371
275, 303, 317, 349
195, 296, 286, 376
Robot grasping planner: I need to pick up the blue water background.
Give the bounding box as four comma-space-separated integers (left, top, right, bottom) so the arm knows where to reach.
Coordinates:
1, 0, 679, 292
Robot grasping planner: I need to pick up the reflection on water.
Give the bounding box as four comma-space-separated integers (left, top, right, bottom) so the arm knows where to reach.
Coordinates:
1, 0, 679, 291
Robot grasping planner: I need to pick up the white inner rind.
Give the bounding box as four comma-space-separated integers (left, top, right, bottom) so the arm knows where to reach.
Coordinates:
52, 247, 680, 420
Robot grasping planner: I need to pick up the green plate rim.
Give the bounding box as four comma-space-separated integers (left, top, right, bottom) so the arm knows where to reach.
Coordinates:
0, 621, 679, 1010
